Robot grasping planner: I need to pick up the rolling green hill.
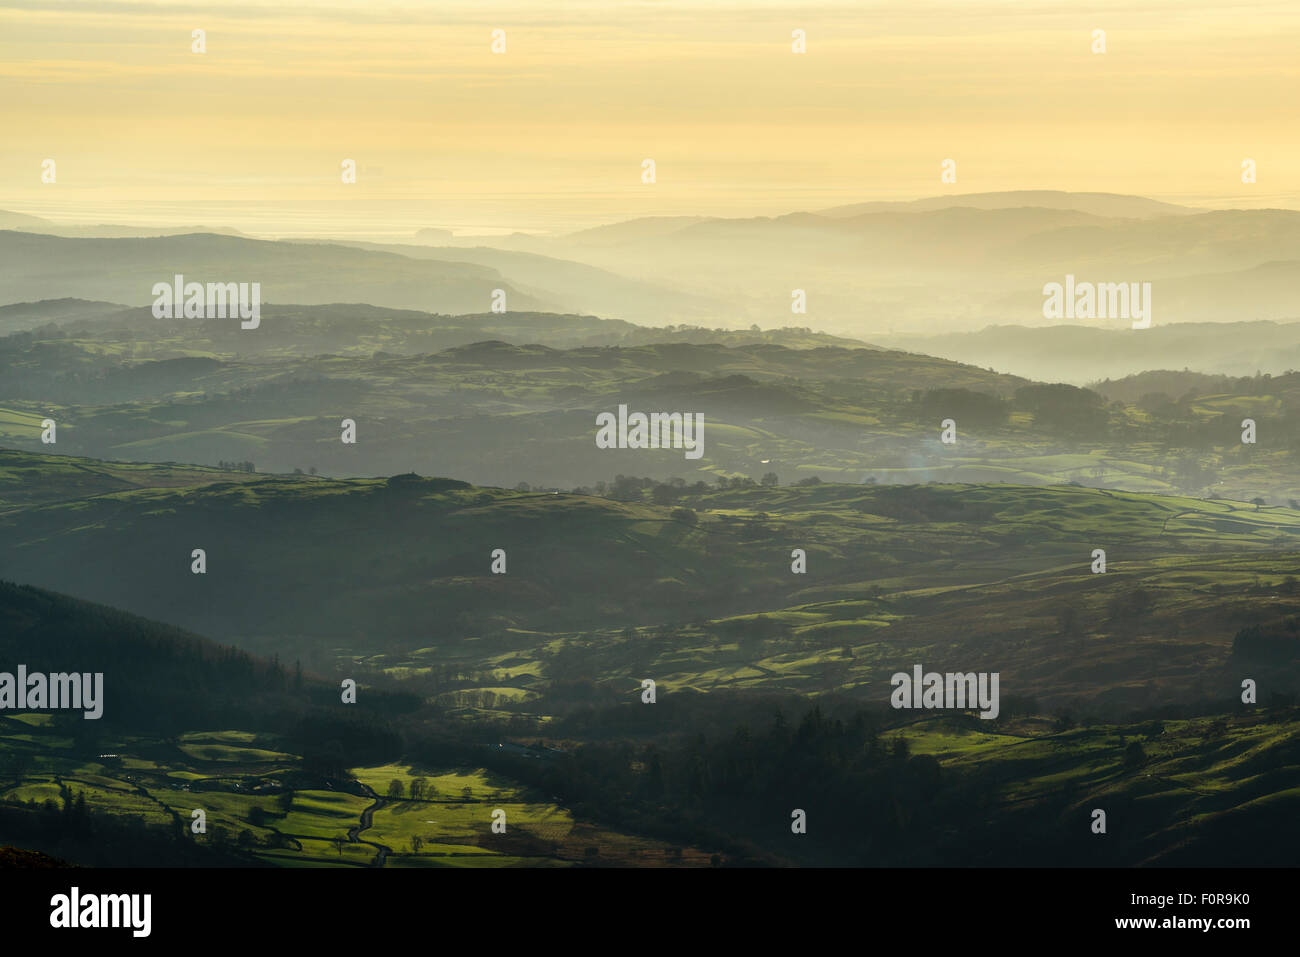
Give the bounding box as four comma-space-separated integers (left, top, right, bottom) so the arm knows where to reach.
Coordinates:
3, 448, 1299, 717
2, 327, 1297, 500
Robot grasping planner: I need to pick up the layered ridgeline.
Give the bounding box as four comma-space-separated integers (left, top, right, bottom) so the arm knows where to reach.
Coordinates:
875, 320, 1300, 383
0, 299, 866, 350
0, 228, 731, 328
1, 319, 1298, 501
0, 232, 554, 317
459, 194, 1300, 334
4, 449, 1300, 718
7, 191, 1300, 336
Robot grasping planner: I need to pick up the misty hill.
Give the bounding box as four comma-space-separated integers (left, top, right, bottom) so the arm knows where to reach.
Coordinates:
1, 335, 1044, 486
0, 300, 867, 365
0, 298, 129, 335
0, 211, 50, 229
13, 193, 1300, 340
562, 215, 712, 245
874, 321, 1300, 382
0, 209, 247, 239
0, 231, 554, 315
464, 196, 1300, 335
3, 329, 1298, 499
332, 240, 730, 326
1088, 370, 1237, 405
818, 190, 1196, 219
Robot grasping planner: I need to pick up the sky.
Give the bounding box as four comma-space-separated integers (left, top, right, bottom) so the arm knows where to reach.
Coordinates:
2, 0, 1299, 236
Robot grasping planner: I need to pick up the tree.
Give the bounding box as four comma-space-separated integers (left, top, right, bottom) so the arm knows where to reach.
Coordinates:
761, 472, 779, 487
409, 835, 424, 855
920, 387, 1008, 429
651, 483, 680, 506
387, 779, 404, 800
1122, 741, 1147, 769
410, 776, 428, 801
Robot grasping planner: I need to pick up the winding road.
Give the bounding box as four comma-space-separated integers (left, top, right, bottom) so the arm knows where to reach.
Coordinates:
346, 783, 392, 867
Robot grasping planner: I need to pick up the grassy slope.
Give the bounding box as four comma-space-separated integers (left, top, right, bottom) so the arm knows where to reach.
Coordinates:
3, 449, 1299, 714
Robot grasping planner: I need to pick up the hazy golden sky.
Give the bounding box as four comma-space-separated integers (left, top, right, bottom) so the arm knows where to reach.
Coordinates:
2, 0, 1299, 235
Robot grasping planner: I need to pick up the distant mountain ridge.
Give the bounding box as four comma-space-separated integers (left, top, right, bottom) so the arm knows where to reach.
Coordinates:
7, 191, 1300, 337
817, 190, 1197, 219
0, 230, 554, 315
875, 320, 1300, 382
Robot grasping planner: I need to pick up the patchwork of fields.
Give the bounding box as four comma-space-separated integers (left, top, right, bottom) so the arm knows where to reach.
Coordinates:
0, 719, 710, 867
